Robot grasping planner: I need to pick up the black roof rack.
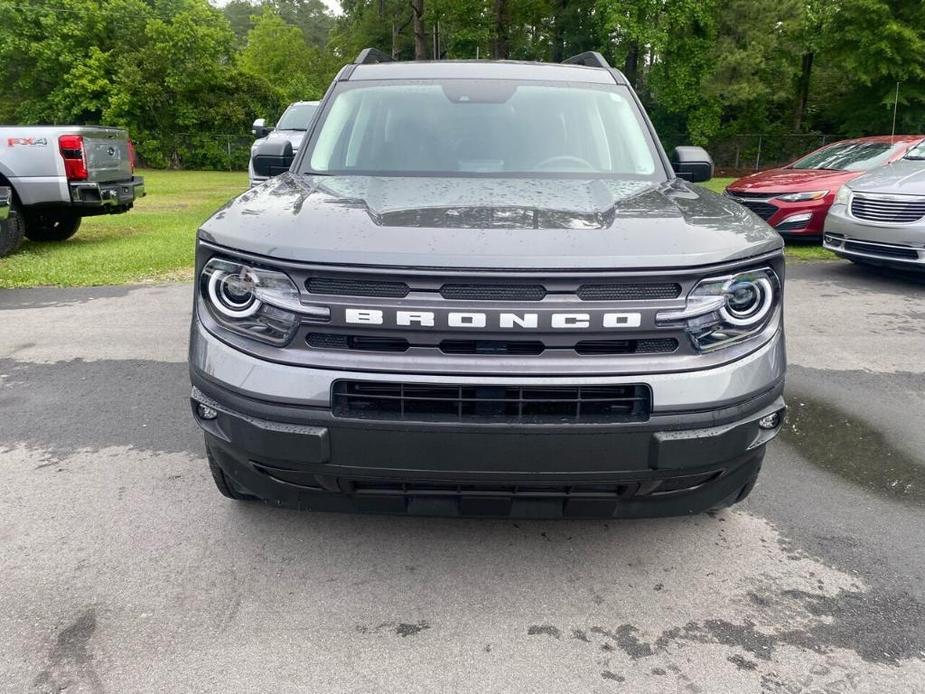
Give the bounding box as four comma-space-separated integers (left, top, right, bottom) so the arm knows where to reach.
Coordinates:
355, 48, 393, 65
562, 51, 610, 69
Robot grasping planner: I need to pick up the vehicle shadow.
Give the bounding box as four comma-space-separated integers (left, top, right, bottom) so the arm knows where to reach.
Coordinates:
789, 256, 925, 290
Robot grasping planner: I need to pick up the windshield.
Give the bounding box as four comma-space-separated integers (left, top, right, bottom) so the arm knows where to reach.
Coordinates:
277, 103, 317, 131
303, 80, 661, 178
904, 140, 925, 160
790, 141, 902, 171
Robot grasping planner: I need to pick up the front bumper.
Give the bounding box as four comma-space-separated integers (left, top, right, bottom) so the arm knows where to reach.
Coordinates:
726, 191, 832, 237
69, 176, 145, 210
824, 207, 925, 268
189, 322, 786, 517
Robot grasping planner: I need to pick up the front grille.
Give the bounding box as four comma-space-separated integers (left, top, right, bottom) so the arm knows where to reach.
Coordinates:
726, 190, 779, 199
332, 381, 651, 423
307, 334, 679, 356
735, 199, 778, 221
577, 283, 681, 301
440, 284, 546, 301
844, 240, 919, 260
851, 195, 925, 223
307, 277, 409, 298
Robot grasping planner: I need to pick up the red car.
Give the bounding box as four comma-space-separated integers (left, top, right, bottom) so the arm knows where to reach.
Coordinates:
725, 135, 925, 238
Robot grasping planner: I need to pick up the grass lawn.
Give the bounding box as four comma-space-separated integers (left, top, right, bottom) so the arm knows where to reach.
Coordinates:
0, 169, 248, 288
0, 171, 834, 288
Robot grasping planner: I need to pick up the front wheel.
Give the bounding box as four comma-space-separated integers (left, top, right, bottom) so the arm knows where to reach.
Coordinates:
0, 199, 25, 257
207, 448, 257, 502
24, 210, 82, 242
709, 447, 765, 511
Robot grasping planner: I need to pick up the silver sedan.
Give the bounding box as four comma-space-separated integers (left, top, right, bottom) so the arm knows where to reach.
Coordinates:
824, 140, 925, 269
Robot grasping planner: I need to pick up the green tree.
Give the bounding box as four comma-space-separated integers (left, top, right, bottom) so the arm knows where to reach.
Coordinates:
239, 7, 338, 104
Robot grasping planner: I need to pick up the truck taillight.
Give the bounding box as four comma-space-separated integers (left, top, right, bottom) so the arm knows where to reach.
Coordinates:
128, 138, 137, 172
58, 134, 88, 181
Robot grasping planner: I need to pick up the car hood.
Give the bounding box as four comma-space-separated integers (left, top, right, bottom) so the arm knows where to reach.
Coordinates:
200, 174, 782, 270
728, 167, 858, 194
252, 130, 306, 152
848, 159, 925, 195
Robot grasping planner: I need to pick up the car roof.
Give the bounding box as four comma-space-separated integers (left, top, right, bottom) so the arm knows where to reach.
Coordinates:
287, 101, 320, 107
349, 60, 624, 85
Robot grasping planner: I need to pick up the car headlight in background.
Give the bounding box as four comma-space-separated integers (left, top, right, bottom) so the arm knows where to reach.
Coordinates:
200, 258, 328, 345
657, 268, 781, 352
833, 185, 851, 206
775, 190, 828, 202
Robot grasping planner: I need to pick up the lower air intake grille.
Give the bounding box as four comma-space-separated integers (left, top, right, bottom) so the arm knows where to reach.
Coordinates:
332, 381, 651, 423
844, 240, 919, 260
307, 277, 409, 298
577, 283, 681, 301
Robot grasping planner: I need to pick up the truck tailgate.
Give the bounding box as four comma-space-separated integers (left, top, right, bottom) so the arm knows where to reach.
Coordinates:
80, 127, 133, 183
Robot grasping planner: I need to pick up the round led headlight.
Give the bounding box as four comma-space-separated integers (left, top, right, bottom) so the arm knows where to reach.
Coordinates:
207, 269, 260, 318
720, 276, 774, 326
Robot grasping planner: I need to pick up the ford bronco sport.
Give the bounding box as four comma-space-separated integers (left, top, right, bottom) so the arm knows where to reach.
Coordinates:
190, 50, 786, 518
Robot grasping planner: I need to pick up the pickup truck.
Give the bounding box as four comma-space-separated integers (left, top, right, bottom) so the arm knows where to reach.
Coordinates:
0, 126, 145, 257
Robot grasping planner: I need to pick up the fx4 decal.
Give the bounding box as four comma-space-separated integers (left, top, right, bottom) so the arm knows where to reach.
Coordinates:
7, 137, 48, 147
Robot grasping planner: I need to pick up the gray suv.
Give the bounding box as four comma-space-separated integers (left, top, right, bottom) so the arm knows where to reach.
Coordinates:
824, 140, 925, 269
190, 50, 787, 518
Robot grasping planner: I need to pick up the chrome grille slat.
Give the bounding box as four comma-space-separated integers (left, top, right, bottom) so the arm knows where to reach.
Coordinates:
851, 195, 925, 223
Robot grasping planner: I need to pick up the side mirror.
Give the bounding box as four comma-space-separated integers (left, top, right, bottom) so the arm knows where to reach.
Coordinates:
0, 187, 10, 221
671, 146, 714, 183
252, 139, 294, 178
252, 118, 271, 139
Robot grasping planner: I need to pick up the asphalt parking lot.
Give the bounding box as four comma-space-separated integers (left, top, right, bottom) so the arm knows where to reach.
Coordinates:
1, 259, 924, 693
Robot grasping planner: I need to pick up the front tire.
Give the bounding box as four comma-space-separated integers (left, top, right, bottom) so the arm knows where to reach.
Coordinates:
0, 199, 25, 257
709, 448, 765, 511
24, 210, 82, 242
207, 448, 257, 501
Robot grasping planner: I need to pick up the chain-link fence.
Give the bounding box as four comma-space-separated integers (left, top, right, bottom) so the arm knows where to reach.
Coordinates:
705, 134, 834, 175
134, 134, 256, 171
660, 133, 836, 176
